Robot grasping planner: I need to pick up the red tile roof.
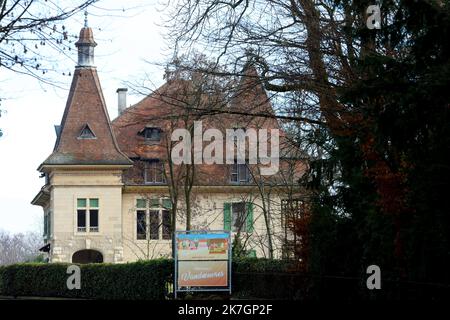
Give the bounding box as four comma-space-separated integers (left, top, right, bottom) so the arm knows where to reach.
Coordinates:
75, 27, 96, 46
112, 69, 305, 186
41, 67, 132, 167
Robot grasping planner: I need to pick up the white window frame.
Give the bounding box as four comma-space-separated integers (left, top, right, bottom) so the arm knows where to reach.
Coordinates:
230, 163, 251, 184
144, 160, 166, 185
135, 198, 171, 241
75, 197, 100, 234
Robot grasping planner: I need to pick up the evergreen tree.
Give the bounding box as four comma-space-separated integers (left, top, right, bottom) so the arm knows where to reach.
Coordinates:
307, 0, 450, 298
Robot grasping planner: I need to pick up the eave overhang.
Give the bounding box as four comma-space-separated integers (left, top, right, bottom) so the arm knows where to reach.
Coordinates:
38, 163, 133, 173
39, 243, 51, 252
123, 184, 303, 194
31, 186, 50, 207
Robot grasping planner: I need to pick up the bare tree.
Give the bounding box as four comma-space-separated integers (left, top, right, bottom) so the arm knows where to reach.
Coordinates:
161, 0, 411, 262
127, 54, 232, 216
118, 53, 231, 257
0, 0, 97, 137
0, 230, 43, 265
0, 0, 96, 81
163, 0, 397, 154
128, 53, 304, 259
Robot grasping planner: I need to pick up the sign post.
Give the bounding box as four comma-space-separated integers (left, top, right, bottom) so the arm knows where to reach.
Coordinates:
174, 230, 232, 299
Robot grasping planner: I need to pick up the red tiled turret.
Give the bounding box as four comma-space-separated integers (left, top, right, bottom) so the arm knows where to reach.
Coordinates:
39, 19, 131, 169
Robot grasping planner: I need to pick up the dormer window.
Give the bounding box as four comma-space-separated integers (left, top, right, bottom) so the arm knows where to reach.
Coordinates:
230, 162, 251, 184
138, 127, 161, 142
78, 124, 96, 139
144, 159, 166, 184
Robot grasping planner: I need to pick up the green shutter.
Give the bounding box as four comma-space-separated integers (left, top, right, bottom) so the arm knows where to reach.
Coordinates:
150, 198, 159, 208
77, 198, 87, 208
162, 198, 172, 209
89, 198, 99, 208
247, 249, 257, 258
223, 203, 231, 231
136, 199, 146, 208
246, 202, 254, 232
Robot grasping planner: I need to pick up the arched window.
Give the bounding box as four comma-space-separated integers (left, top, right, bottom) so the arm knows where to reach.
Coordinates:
72, 249, 103, 264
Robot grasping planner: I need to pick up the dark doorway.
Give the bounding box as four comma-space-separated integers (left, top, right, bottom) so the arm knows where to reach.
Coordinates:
72, 249, 103, 264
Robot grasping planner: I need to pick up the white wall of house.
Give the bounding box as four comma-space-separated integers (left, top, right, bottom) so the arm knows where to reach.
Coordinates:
121, 191, 286, 262
44, 170, 287, 263
47, 169, 125, 263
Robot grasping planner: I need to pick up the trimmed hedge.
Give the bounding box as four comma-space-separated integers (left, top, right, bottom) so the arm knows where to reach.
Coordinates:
0, 258, 304, 300
232, 258, 303, 299
2, 259, 448, 300
0, 259, 172, 300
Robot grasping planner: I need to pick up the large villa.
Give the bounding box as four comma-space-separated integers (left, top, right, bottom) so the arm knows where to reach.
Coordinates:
31, 21, 307, 264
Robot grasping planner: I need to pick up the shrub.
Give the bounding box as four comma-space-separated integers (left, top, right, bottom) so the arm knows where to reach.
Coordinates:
0, 259, 172, 300
232, 258, 303, 299
0, 258, 305, 300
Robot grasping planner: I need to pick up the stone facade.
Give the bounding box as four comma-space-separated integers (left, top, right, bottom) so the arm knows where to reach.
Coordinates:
35, 172, 291, 263
47, 169, 124, 262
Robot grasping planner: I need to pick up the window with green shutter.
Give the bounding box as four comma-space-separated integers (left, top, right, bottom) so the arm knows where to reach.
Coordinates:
246, 202, 254, 232
226, 202, 254, 233
223, 203, 231, 231
136, 199, 146, 208
150, 198, 159, 208
247, 249, 257, 258
232, 202, 246, 232
76, 198, 99, 233
89, 198, 99, 208
162, 198, 172, 209
77, 198, 87, 208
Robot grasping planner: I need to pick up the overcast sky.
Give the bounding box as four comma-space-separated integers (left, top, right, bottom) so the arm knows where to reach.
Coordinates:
0, 0, 171, 233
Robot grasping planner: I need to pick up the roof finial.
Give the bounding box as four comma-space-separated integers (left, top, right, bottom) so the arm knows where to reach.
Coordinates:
84, 11, 88, 28
76, 11, 96, 67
